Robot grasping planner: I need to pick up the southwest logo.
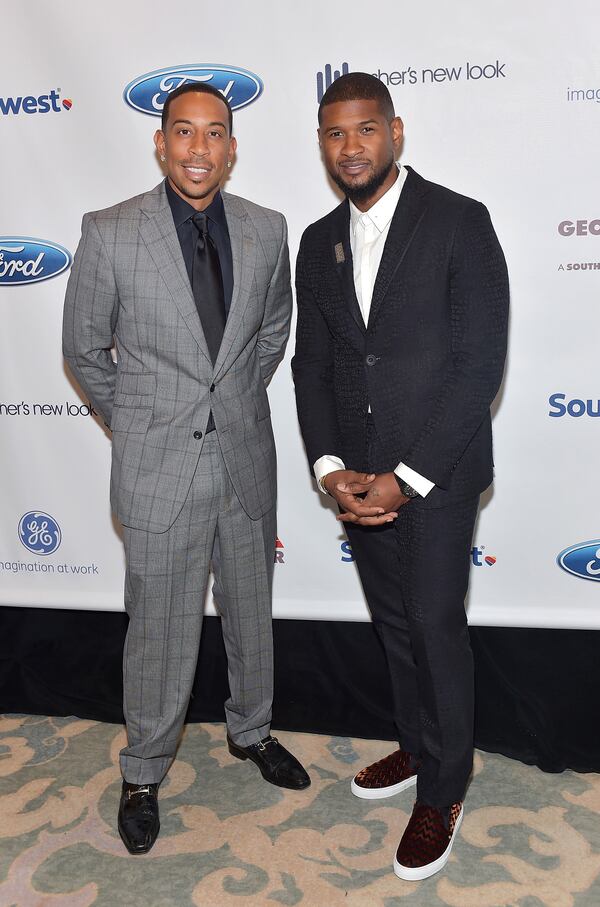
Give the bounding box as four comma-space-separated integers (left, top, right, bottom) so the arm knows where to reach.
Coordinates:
557, 540, 600, 581
124, 65, 263, 117
342, 541, 496, 565
0, 238, 72, 286
471, 546, 496, 566
0, 89, 72, 116
549, 393, 600, 418
341, 540, 354, 562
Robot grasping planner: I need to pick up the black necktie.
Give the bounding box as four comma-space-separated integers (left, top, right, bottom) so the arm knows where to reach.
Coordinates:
191, 212, 226, 365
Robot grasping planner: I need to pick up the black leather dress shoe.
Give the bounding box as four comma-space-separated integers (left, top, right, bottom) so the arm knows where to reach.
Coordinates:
227, 735, 311, 790
118, 781, 160, 854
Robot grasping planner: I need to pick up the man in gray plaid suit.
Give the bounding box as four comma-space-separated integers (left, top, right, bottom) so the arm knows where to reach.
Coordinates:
63, 83, 310, 855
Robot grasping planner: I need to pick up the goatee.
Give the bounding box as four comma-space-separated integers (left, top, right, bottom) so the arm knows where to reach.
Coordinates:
331, 157, 396, 205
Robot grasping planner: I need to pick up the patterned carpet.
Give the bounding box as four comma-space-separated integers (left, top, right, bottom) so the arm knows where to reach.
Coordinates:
1, 716, 599, 906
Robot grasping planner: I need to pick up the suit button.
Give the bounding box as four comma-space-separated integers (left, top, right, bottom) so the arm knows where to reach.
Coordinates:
210, 384, 215, 392
193, 430, 203, 440
366, 354, 378, 366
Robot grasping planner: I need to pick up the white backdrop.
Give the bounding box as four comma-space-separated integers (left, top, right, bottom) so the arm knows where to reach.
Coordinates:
1, 0, 599, 628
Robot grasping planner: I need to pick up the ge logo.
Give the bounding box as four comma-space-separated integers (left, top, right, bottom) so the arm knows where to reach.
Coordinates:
18, 511, 62, 556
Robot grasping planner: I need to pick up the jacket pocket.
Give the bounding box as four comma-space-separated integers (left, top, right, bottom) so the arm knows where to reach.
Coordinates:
255, 388, 271, 422
114, 372, 156, 400
110, 404, 153, 434
112, 372, 155, 433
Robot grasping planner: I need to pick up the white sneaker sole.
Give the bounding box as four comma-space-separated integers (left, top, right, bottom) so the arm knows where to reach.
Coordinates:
393, 806, 463, 881
351, 772, 417, 800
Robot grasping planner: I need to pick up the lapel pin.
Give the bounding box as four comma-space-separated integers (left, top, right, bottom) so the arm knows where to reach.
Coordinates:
334, 242, 345, 264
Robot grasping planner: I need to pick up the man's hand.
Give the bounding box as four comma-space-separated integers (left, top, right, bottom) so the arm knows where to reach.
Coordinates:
323, 469, 383, 522
334, 471, 411, 525
322, 470, 407, 526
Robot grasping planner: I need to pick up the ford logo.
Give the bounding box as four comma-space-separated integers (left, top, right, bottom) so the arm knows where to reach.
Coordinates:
557, 540, 600, 582
123, 64, 263, 117
0, 237, 72, 286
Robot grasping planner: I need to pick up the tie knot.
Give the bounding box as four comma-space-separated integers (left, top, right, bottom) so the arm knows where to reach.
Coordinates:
192, 212, 209, 238
192, 212, 210, 252
192, 211, 208, 233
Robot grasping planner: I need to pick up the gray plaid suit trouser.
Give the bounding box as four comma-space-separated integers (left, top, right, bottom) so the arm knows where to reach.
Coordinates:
119, 433, 275, 784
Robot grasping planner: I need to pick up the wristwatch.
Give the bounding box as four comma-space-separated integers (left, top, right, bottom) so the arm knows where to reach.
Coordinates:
394, 475, 419, 498
318, 474, 331, 494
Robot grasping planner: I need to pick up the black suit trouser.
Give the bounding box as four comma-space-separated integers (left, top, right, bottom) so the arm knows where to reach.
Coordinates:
345, 464, 478, 807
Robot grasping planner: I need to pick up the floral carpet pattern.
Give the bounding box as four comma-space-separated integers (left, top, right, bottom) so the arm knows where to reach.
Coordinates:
1, 715, 599, 906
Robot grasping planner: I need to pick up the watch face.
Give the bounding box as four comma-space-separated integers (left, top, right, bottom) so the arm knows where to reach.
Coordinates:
401, 481, 419, 498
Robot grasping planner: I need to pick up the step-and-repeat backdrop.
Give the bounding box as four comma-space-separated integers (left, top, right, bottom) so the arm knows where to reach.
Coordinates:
1, 1, 599, 627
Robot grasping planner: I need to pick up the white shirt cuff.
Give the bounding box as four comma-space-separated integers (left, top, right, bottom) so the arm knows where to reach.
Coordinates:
314, 455, 346, 493
394, 462, 435, 498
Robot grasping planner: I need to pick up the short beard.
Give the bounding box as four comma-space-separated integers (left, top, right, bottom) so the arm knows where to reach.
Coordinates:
331, 156, 395, 205
170, 177, 216, 201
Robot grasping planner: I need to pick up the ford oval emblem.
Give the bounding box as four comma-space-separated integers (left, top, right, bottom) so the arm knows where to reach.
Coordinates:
557, 540, 600, 582
123, 64, 263, 117
0, 237, 72, 286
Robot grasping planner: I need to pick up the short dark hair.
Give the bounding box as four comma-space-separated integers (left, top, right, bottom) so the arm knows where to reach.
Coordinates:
318, 72, 395, 124
161, 82, 233, 134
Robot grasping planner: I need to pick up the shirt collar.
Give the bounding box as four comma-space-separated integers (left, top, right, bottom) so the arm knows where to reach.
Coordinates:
350, 164, 408, 236
165, 178, 227, 231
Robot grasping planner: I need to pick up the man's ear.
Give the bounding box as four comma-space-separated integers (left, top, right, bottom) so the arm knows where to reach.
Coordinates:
228, 135, 238, 165
154, 129, 166, 160
391, 116, 404, 152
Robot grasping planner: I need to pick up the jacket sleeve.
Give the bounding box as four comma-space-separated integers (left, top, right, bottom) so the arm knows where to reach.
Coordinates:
257, 213, 293, 386
291, 235, 343, 467
62, 213, 118, 427
402, 200, 509, 488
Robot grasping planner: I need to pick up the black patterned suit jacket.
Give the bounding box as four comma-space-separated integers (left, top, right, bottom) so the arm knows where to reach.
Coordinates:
292, 167, 509, 508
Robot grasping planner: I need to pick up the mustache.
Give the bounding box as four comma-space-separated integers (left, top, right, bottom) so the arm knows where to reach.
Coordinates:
179, 159, 214, 170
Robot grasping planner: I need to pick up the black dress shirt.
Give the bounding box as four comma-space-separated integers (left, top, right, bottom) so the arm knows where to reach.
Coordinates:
165, 178, 233, 313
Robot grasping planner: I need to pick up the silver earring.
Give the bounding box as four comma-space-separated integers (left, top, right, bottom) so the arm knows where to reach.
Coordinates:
160, 155, 165, 162
227, 161, 232, 168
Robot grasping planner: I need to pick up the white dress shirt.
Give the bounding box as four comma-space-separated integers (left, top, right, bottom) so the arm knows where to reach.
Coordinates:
314, 164, 434, 498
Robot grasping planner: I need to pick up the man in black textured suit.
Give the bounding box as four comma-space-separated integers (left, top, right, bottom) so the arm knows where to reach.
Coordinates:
292, 73, 509, 881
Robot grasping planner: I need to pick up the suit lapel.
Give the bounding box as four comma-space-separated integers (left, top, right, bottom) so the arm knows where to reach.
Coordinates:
214, 193, 257, 378
331, 201, 365, 334
138, 183, 212, 364
367, 167, 430, 329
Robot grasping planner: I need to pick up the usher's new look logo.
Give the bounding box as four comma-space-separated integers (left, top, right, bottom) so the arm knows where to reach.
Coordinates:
0, 238, 72, 286
124, 65, 263, 116
557, 541, 600, 582
317, 62, 350, 103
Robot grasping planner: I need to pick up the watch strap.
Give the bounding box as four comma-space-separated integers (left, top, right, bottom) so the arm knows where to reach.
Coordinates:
394, 474, 419, 498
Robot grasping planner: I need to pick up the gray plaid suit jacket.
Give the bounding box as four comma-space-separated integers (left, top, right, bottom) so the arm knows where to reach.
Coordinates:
63, 181, 292, 533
